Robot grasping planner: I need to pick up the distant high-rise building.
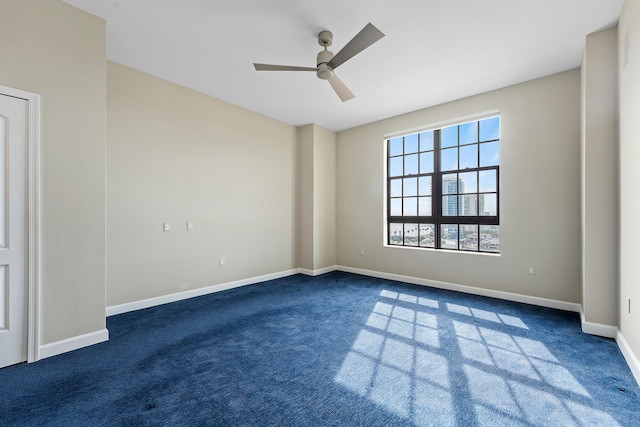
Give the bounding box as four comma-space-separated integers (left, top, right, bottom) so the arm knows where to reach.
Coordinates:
442, 175, 459, 216
442, 175, 478, 216
463, 194, 477, 216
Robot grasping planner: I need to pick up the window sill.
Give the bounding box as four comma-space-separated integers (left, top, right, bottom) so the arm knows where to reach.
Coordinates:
383, 244, 500, 257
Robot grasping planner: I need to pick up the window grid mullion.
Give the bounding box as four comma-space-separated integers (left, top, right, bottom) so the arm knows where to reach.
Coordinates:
386, 117, 499, 252
433, 129, 442, 249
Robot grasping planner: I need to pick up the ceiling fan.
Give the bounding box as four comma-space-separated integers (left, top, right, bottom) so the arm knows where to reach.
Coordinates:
253, 23, 385, 102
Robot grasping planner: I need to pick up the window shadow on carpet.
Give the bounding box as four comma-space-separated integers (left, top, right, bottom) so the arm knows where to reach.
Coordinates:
334, 285, 635, 426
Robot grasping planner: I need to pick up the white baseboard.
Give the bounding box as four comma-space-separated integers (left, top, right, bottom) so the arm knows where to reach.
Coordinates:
106, 269, 300, 317
299, 265, 338, 277
38, 328, 109, 361
99, 266, 640, 388
580, 311, 618, 338
617, 331, 640, 387
337, 265, 582, 313
336, 266, 640, 382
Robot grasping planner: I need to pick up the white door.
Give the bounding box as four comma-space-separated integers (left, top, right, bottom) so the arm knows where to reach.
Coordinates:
0, 94, 28, 368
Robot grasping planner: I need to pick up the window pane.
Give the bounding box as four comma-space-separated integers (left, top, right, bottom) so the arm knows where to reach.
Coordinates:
480, 225, 500, 252
405, 154, 419, 175
480, 117, 500, 141
389, 223, 403, 245
441, 148, 458, 171
419, 224, 435, 248
419, 152, 434, 173
460, 224, 479, 251
442, 195, 457, 215
480, 141, 499, 167
418, 176, 432, 196
405, 134, 419, 154
460, 122, 478, 145
420, 131, 434, 151
418, 197, 432, 216
460, 194, 478, 216
441, 224, 458, 250
389, 138, 403, 156
387, 116, 500, 253
390, 198, 402, 216
458, 171, 477, 193
404, 197, 417, 216
389, 157, 403, 177
479, 194, 497, 216
390, 178, 402, 197
442, 126, 458, 148
442, 174, 458, 194
403, 177, 417, 196
404, 223, 419, 246
460, 144, 478, 169
479, 169, 497, 192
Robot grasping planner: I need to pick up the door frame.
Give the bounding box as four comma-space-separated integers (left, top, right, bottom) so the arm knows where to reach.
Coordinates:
0, 85, 41, 363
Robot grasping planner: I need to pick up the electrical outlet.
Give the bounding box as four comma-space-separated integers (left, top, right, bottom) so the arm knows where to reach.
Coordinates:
186, 221, 194, 231
527, 266, 536, 276
163, 222, 171, 232
360, 249, 365, 256
219, 257, 226, 267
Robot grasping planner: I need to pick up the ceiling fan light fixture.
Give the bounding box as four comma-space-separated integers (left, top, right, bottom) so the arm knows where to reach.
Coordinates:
316, 63, 335, 80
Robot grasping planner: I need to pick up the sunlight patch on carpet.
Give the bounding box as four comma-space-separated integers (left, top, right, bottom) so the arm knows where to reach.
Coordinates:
335, 289, 453, 422
334, 286, 615, 425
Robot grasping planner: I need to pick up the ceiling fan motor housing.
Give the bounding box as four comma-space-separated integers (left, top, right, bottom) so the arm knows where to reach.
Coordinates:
316, 50, 335, 79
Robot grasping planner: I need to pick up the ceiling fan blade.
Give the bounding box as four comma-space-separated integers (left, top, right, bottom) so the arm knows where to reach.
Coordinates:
328, 75, 355, 102
253, 63, 317, 71
327, 23, 385, 69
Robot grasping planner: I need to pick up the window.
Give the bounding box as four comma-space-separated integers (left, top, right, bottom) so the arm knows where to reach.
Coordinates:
387, 116, 500, 253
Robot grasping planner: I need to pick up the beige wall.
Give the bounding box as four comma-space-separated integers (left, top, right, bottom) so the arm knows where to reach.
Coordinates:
313, 125, 337, 270
337, 70, 581, 303
296, 124, 337, 272
581, 27, 619, 328
107, 62, 297, 306
297, 125, 314, 271
0, 0, 106, 344
619, 0, 640, 366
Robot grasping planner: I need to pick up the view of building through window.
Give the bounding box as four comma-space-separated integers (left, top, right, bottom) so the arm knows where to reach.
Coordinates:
387, 116, 500, 252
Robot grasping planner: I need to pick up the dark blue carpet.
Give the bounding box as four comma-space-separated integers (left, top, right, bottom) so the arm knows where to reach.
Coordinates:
1, 272, 639, 426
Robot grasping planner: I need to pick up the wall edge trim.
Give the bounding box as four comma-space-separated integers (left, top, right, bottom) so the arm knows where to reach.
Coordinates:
337, 265, 582, 312
299, 265, 338, 276
579, 310, 618, 338
617, 331, 640, 387
39, 329, 109, 360
106, 269, 301, 317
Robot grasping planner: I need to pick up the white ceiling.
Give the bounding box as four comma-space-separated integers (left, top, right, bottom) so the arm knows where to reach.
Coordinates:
63, 0, 623, 132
